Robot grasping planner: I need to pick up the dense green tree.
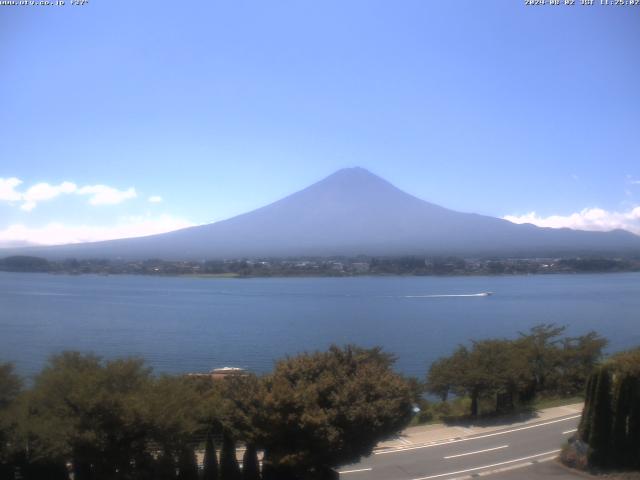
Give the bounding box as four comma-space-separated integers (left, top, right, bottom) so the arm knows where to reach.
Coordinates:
426, 348, 467, 402
256, 345, 413, 479
145, 375, 205, 450
556, 332, 607, 395
430, 340, 530, 417
217, 374, 264, 444
202, 432, 219, 480
21, 353, 153, 478
517, 324, 565, 395
429, 325, 607, 418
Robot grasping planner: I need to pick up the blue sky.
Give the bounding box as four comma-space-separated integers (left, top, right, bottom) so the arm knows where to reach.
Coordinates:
1, 0, 640, 245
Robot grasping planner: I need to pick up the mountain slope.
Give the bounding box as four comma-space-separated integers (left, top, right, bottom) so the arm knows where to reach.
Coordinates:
4, 168, 640, 260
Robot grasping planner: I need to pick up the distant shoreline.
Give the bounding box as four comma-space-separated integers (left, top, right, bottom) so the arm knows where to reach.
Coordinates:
2, 269, 640, 280
2, 254, 639, 278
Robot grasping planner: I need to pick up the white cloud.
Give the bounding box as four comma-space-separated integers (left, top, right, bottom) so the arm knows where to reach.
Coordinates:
148, 195, 163, 203
0, 178, 139, 210
21, 181, 77, 211
504, 206, 640, 236
0, 177, 23, 202
77, 185, 137, 206
0, 215, 196, 247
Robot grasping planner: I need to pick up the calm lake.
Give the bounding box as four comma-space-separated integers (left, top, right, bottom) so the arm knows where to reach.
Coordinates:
1, 271, 639, 379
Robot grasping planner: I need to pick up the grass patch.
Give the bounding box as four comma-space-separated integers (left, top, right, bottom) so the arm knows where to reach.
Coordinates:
409, 394, 584, 427
532, 395, 583, 410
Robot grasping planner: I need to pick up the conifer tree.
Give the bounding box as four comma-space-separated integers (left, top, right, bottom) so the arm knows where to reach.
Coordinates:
155, 451, 177, 480
242, 444, 260, 480
587, 367, 612, 468
202, 433, 219, 480
177, 446, 198, 480
611, 376, 632, 466
220, 431, 241, 480
626, 379, 640, 469
578, 372, 597, 442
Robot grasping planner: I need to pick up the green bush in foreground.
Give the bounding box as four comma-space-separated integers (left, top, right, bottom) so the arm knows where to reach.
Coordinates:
577, 348, 640, 471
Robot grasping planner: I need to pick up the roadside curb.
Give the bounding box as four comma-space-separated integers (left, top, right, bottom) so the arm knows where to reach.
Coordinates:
442, 454, 559, 480
373, 435, 470, 453
374, 410, 583, 454
554, 458, 600, 479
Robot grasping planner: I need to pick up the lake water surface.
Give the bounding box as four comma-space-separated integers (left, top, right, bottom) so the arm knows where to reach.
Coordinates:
1, 272, 639, 379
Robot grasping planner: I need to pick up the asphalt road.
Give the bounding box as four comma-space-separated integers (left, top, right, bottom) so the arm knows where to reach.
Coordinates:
339, 414, 581, 480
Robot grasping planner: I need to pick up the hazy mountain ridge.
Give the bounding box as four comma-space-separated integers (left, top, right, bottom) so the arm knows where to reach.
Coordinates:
3, 168, 640, 260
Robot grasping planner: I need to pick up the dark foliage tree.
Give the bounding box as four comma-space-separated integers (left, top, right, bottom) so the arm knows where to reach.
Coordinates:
626, 379, 640, 469
578, 372, 598, 442
0, 363, 22, 474
0, 256, 50, 273
587, 367, 612, 467
177, 446, 198, 480
132, 450, 156, 480
242, 444, 260, 480
21, 458, 69, 480
202, 432, 219, 480
220, 430, 242, 480
611, 375, 633, 467
155, 451, 177, 480
575, 348, 640, 470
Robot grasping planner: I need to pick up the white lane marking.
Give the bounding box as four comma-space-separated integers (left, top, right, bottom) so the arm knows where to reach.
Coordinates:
562, 428, 578, 434
375, 414, 580, 455
410, 449, 561, 480
443, 444, 508, 459
338, 467, 373, 474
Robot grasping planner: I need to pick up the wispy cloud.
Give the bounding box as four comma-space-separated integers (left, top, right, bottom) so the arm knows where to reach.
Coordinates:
0, 177, 138, 210
148, 195, 163, 203
0, 177, 23, 202
625, 175, 640, 186
0, 215, 195, 247
77, 185, 137, 206
504, 206, 640, 235
21, 181, 77, 211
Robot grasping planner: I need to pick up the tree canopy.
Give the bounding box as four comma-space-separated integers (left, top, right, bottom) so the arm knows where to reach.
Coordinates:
426, 325, 607, 416
256, 345, 413, 478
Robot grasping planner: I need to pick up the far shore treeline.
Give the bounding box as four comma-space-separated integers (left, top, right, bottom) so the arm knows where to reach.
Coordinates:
1, 254, 640, 277
1, 324, 632, 480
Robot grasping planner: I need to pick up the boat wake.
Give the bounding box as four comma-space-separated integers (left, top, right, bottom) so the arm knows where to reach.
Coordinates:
403, 292, 493, 298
